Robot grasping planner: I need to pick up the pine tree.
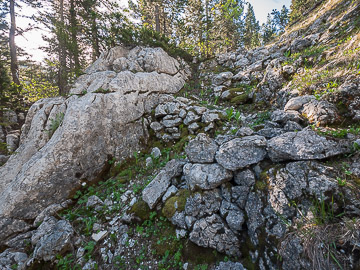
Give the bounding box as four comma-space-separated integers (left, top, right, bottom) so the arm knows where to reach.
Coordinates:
262, 14, 276, 44
243, 3, 260, 49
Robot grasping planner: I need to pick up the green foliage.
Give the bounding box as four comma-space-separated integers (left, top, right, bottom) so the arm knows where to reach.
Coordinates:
47, 112, 65, 138
56, 254, 81, 270
249, 111, 271, 128
311, 196, 343, 225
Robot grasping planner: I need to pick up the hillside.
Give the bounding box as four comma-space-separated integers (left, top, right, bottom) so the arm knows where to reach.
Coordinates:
0, 0, 360, 269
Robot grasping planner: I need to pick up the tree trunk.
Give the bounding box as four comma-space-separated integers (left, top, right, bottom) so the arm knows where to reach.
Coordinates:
91, 10, 100, 62
155, 4, 160, 32
58, 0, 67, 95
9, 0, 20, 85
70, 0, 80, 76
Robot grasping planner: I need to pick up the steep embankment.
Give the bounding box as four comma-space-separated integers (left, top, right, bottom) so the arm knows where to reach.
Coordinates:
0, 0, 360, 269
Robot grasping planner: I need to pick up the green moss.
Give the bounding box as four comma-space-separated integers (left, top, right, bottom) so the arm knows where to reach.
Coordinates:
230, 93, 251, 105
162, 189, 190, 218
129, 200, 150, 220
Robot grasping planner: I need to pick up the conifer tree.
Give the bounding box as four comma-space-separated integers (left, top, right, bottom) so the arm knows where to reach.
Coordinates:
243, 3, 260, 49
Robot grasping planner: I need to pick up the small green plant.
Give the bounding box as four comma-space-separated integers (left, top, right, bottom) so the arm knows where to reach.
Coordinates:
225, 108, 234, 121
56, 254, 80, 270
337, 177, 347, 187
47, 112, 65, 137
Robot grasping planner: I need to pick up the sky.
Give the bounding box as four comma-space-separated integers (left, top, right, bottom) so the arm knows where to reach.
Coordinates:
16, 0, 291, 63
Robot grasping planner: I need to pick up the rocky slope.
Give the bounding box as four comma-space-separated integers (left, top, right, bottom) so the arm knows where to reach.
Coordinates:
1, 0, 360, 269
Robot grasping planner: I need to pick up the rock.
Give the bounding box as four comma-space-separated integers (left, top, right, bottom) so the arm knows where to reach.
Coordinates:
235, 127, 254, 137
146, 156, 153, 167
291, 38, 311, 52
188, 122, 200, 133
245, 192, 264, 245
284, 95, 315, 111
189, 214, 241, 256
185, 133, 218, 163
183, 111, 201, 125
213, 261, 246, 270
234, 169, 255, 187
256, 127, 284, 139
162, 185, 178, 202
3, 110, 18, 124
86, 195, 104, 208
185, 190, 222, 218
6, 133, 19, 152
271, 110, 303, 124
161, 115, 183, 128
215, 136, 267, 171
33, 219, 74, 261
279, 236, 311, 270
150, 121, 163, 132
171, 211, 187, 229
0, 46, 188, 241
0, 155, 9, 164
212, 72, 234, 86
221, 202, 245, 232
33, 200, 72, 226
232, 186, 251, 209
267, 128, 350, 162
142, 159, 185, 209
202, 112, 220, 123
0, 126, 5, 142
284, 121, 303, 132
0, 249, 28, 270
183, 163, 233, 190
151, 147, 161, 158
91, 230, 107, 242
302, 99, 339, 126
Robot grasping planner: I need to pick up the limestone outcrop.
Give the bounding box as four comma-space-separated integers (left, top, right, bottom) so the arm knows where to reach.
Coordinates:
0, 46, 189, 243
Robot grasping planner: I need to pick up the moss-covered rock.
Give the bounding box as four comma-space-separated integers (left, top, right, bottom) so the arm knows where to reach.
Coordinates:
162, 189, 191, 219
129, 200, 150, 220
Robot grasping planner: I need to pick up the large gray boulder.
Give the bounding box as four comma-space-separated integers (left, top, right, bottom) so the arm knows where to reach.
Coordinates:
185, 133, 218, 163
183, 163, 233, 190
267, 128, 350, 162
189, 214, 241, 256
215, 136, 267, 171
142, 159, 185, 209
0, 46, 188, 242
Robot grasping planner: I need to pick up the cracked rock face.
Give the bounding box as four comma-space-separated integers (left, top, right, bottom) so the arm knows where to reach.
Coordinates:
185, 133, 218, 163
215, 135, 267, 171
183, 163, 233, 190
189, 214, 241, 257
267, 128, 351, 162
0, 46, 188, 242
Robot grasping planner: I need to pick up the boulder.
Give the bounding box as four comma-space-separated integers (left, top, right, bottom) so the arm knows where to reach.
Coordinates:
189, 214, 241, 256
267, 128, 350, 162
185, 133, 218, 163
215, 136, 267, 171
142, 159, 185, 209
212, 72, 233, 86
302, 99, 340, 126
0, 46, 188, 242
185, 190, 222, 219
32, 218, 74, 261
183, 163, 233, 190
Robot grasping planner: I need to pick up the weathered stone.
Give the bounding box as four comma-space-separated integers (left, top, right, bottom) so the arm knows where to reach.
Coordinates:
0, 249, 28, 270
256, 127, 284, 139
151, 147, 161, 158
183, 111, 201, 125
302, 99, 339, 126
245, 192, 264, 245
185, 133, 218, 163
213, 261, 246, 270
212, 72, 234, 86
202, 112, 220, 123
171, 211, 187, 229
267, 128, 350, 162
150, 121, 163, 132
3, 110, 18, 124
185, 190, 222, 218
0, 46, 188, 242
142, 159, 185, 209
86, 195, 104, 208
183, 163, 233, 190
6, 134, 19, 152
284, 120, 303, 132
284, 95, 315, 111
162, 115, 183, 128
234, 169, 255, 187
271, 109, 303, 124
32, 219, 74, 261
235, 127, 254, 137
162, 185, 178, 202
33, 200, 72, 226
215, 136, 267, 171
189, 214, 241, 256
